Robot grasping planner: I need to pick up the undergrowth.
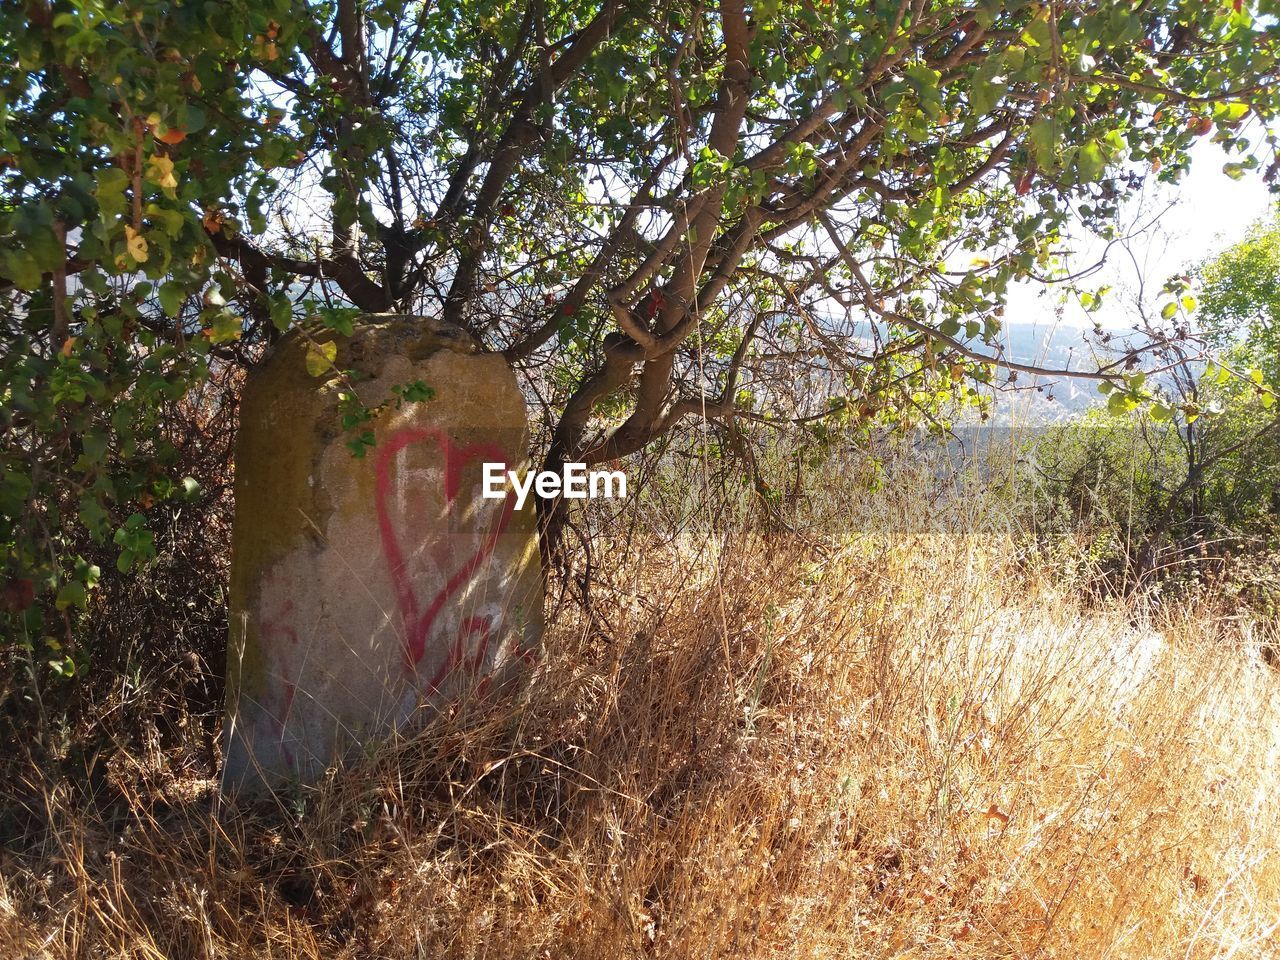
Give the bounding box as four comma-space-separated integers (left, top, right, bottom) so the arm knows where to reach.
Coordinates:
2, 530, 1278, 958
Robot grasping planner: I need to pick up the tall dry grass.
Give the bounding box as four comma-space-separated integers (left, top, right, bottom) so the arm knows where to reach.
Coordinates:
2, 528, 1278, 958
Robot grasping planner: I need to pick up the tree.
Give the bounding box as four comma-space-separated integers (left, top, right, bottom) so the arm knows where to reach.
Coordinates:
1197, 210, 1280, 379
1029, 212, 1280, 594
3, 0, 1280, 641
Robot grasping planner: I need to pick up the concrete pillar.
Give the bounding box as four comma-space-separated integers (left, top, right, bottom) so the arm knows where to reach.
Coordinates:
222, 316, 543, 792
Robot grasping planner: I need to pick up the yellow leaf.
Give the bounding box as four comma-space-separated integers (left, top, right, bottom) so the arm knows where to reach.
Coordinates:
305, 340, 338, 377
145, 153, 177, 191
124, 225, 149, 263
253, 36, 280, 61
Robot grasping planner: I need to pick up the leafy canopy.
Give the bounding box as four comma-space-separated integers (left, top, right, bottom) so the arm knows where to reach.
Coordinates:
3, 0, 1280, 654
1197, 211, 1280, 378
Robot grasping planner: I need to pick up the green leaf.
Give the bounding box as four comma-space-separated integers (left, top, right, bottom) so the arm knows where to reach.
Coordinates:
0, 249, 43, 290
270, 294, 293, 331
1214, 102, 1249, 124
55, 581, 87, 611
153, 207, 186, 237
971, 72, 996, 115
1022, 11, 1052, 47
1029, 117, 1056, 163
75, 560, 101, 589
26, 226, 64, 273
1076, 141, 1106, 182
81, 430, 108, 464
205, 311, 243, 344
1107, 391, 1134, 415
94, 168, 130, 219
182, 103, 207, 134
159, 280, 186, 317
317, 306, 358, 336
78, 496, 108, 535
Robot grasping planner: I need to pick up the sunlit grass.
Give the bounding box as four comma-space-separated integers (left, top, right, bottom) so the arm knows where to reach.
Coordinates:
2, 524, 1277, 958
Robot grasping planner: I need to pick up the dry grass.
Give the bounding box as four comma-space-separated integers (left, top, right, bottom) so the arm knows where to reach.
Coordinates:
2, 531, 1279, 958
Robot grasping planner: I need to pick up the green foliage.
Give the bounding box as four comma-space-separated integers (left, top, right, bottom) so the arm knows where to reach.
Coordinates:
1196, 211, 1280, 381
1, 0, 300, 676
1025, 215, 1280, 595
392, 380, 435, 405
1030, 367, 1280, 602
4, 0, 1280, 684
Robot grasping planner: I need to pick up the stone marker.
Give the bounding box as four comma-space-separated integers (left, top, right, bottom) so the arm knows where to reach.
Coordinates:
222, 316, 543, 792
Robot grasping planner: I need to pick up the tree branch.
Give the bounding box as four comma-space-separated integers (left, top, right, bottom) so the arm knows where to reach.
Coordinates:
441, 0, 637, 328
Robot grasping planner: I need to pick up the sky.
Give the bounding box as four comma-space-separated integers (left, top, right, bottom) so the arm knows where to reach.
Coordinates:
1005, 136, 1276, 338
976, 136, 1277, 411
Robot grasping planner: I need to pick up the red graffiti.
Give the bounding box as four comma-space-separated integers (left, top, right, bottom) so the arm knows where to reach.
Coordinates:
374, 427, 515, 692
257, 589, 299, 769
261, 596, 297, 646
456, 615, 493, 672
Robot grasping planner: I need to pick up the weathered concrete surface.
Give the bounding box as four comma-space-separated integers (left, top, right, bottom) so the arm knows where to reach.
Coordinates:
222, 316, 543, 792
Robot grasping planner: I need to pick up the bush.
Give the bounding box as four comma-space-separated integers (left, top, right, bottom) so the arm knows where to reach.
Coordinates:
0, 362, 239, 770
1022, 375, 1280, 603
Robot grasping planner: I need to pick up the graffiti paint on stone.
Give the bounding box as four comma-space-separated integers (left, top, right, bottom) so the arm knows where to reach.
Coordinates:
222, 317, 543, 792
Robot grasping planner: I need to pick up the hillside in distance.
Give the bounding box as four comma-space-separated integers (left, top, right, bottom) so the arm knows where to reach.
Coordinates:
984, 319, 1140, 421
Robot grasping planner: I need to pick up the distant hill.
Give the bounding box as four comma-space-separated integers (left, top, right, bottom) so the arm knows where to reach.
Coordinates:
984, 320, 1113, 420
